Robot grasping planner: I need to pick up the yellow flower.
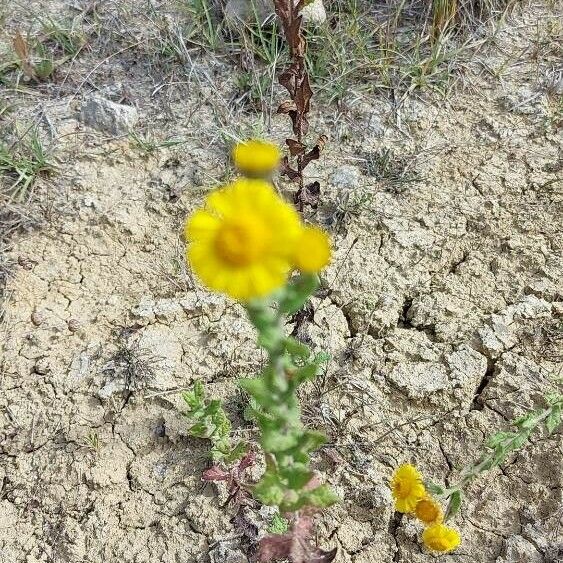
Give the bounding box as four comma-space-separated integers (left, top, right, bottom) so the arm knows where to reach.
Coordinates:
233, 139, 281, 177
422, 524, 461, 552
415, 496, 443, 525
391, 464, 426, 513
293, 226, 331, 273
185, 178, 301, 301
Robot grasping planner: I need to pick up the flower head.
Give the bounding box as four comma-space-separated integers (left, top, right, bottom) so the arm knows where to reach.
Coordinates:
422, 524, 461, 552
233, 140, 281, 177
293, 226, 331, 273
185, 179, 301, 301
391, 464, 426, 513
414, 496, 443, 525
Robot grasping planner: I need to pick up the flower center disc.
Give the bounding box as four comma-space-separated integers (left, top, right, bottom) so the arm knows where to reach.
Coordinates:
215, 216, 269, 266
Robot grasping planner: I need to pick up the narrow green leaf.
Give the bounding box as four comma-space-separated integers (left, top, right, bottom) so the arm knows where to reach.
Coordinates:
445, 490, 462, 520
425, 481, 445, 496
546, 405, 561, 434
284, 337, 311, 359
485, 432, 513, 449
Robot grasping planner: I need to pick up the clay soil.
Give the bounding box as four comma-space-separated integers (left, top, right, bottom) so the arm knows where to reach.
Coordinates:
0, 1, 562, 562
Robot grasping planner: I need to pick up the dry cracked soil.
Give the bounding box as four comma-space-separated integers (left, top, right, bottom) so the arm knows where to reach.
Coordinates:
0, 0, 562, 562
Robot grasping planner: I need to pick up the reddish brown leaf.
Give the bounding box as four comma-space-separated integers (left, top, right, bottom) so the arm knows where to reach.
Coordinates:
302, 134, 327, 169
280, 66, 298, 97
258, 516, 337, 563
280, 157, 301, 182
202, 465, 229, 481
286, 139, 306, 156
238, 451, 257, 472
295, 74, 313, 114
277, 100, 297, 114
294, 181, 320, 210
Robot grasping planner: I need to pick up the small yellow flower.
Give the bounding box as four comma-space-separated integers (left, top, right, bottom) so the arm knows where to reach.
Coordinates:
293, 226, 331, 273
233, 140, 281, 177
185, 178, 302, 301
391, 464, 426, 513
422, 524, 461, 553
414, 496, 443, 525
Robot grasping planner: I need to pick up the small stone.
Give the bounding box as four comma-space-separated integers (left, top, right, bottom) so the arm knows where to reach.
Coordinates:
331, 165, 361, 190
18, 256, 34, 270
31, 311, 45, 326
97, 378, 126, 400
34, 358, 50, 375
209, 541, 249, 563
67, 319, 81, 332
387, 362, 449, 399
79, 96, 139, 135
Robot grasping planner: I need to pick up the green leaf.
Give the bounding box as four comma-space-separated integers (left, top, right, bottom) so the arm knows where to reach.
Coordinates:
239, 377, 272, 405
445, 489, 462, 520
509, 431, 530, 451
485, 432, 513, 449
514, 412, 538, 430
425, 481, 445, 496
183, 380, 205, 411
290, 363, 319, 387
267, 513, 289, 534
254, 471, 285, 506
223, 441, 248, 464
546, 405, 561, 434
262, 428, 299, 453
284, 337, 311, 359
279, 273, 319, 315
295, 430, 327, 455
188, 421, 210, 438
282, 465, 314, 490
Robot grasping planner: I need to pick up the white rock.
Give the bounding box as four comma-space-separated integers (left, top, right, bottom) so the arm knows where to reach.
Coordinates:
224, 0, 326, 26
387, 362, 449, 399
331, 165, 361, 190
80, 96, 138, 135
446, 345, 487, 387
301, 0, 326, 25
97, 377, 126, 400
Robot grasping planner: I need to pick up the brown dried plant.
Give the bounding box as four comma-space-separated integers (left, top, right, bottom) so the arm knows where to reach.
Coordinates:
273, 0, 327, 211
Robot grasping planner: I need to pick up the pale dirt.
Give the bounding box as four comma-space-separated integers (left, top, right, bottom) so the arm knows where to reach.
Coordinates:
0, 1, 562, 562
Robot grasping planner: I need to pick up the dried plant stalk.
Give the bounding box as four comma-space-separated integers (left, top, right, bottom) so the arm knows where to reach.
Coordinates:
273, 0, 327, 210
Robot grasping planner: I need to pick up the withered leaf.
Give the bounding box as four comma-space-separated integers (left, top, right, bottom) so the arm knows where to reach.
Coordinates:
258, 516, 337, 563
294, 181, 320, 210
302, 134, 328, 169
277, 100, 297, 114
13, 31, 28, 60
286, 139, 306, 156
13, 31, 35, 78
280, 65, 298, 97
280, 156, 301, 182
295, 74, 313, 114
202, 465, 229, 481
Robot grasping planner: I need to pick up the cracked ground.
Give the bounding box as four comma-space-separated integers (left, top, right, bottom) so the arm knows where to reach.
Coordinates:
0, 0, 562, 561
